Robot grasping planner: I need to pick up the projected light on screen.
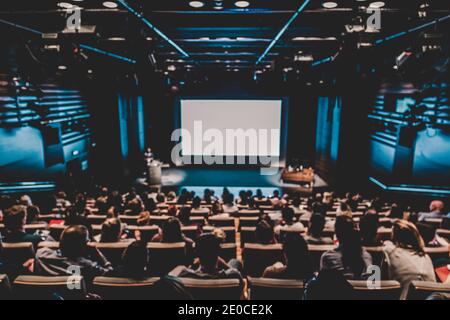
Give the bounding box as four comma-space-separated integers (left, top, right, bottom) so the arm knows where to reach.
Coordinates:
180, 99, 282, 157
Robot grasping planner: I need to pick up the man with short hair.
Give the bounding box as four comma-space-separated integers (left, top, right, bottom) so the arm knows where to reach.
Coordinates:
418, 200, 445, 222
3, 205, 44, 248
35, 225, 113, 282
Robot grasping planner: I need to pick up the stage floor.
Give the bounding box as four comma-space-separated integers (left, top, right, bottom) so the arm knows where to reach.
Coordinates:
160, 167, 327, 194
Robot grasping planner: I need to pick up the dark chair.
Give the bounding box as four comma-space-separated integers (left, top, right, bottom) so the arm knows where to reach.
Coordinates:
407, 281, 450, 300
90, 242, 131, 266
92, 276, 159, 300
149, 215, 169, 227
240, 227, 256, 247
423, 218, 444, 229
49, 224, 67, 241
0, 274, 12, 300
441, 217, 450, 230
437, 229, 450, 241
86, 215, 108, 225
13, 275, 86, 300
118, 215, 140, 226
238, 209, 260, 217
181, 226, 200, 241
24, 223, 48, 234
127, 225, 159, 242
180, 278, 242, 300
189, 216, 206, 227
1, 242, 35, 266
243, 243, 283, 277
208, 216, 235, 227
248, 277, 305, 300
147, 242, 187, 276
424, 246, 450, 266
239, 217, 259, 229
348, 280, 401, 300
220, 243, 237, 261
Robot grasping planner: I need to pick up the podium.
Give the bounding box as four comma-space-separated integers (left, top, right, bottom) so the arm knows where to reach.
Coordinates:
147, 161, 162, 186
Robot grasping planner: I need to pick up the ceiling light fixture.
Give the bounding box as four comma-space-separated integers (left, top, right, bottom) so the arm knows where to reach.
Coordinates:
58, 2, 73, 9
322, 2, 338, 9
103, 1, 118, 8
235, 1, 250, 8
189, 1, 205, 8
369, 1, 385, 8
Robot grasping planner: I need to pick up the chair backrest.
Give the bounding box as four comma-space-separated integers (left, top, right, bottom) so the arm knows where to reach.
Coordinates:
86, 215, 108, 225
127, 225, 159, 242
24, 224, 48, 233
424, 246, 450, 265
149, 215, 169, 227
208, 216, 235, 227
203, 226, 236, 243
423, 218, 444, 229
92, 276, 159, 300
279, 228, 305, 242
49, 224, 67, 241
238, 209, 260, 217
147, 242, 186, 276
13, 275, 86, 300
190, 216, 206, 227
239, 217, 259, 229
181, 226, 199, 242
407, 281, 450, 300
248, 277, 305, 300
219, 243, 237, 261
240, 227, 256, 247
376, 227, 393, 242
436, 229, 450, 241
90, 242, 131, 266
1, 242, 35, 265
441, 217, 450, 230
307, 244, 336, 272
118, 215, 139, 226
180, 278, 241, 300
348, 280, 401, 300
0, 274, 12, 300
190, 209, 210, 218
243, 243, 284, 277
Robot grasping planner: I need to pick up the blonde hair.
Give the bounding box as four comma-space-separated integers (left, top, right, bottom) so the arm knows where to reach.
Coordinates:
392, 219, 426, 255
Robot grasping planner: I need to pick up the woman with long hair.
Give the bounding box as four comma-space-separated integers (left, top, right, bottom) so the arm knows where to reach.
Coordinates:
320, 215, 372, 279
384, 220, 436, 299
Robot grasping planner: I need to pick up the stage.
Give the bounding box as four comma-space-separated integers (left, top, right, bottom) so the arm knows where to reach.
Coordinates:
155, 167, 328, 195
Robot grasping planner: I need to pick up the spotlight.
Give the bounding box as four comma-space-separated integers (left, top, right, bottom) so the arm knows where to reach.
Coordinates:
102, 1, 118, 8
58, 65, 67, 70
235, 1, 250, 8
322, 2, 338, 9
189, 1, 205, 8
58, 2, 73, 9
369, 1, 385, 8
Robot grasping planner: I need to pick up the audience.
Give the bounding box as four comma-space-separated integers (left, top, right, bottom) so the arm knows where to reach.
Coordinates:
2, 205, 46, 249
320, 216, 372, 279
0, 188, 447, 300
304, 213, 333, 245
35, 225, 113, 281
176, 233, 243, 285
383, 220, 436, 299
418, 200, 445, 221
263, 233, 313, 280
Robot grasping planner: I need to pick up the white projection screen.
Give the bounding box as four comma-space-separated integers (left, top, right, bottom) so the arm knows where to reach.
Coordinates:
180, 99, 283, 157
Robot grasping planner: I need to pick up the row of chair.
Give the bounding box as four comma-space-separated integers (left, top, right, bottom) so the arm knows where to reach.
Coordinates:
2, 273, 449, 300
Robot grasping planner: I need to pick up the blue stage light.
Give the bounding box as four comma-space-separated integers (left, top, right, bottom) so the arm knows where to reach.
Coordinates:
256, 0, 310, 65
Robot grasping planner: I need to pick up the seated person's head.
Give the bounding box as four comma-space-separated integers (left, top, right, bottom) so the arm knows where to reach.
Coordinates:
415, 222, 436, 247
19, 195, 32, 207
283, 233, 309, 268
309, 213, 326, 237
392, 219, 425, 255
223, 193, 234, 205
177, 206, 191, 226
96, 198, 109, 215
128, 199, 143, 215
389, 203, 403, 219
137, 211, 151, 226
100, 218, 123, 243
195, 233, 221, 270
4, 205, 27, 232
121, 240, 149, 278
162, 217, 183, 243
292, 197, 301, 208
60, 225, 90, 259
156, 193, 166, 203
359, 212, 379, 244
429, 200, 444, 213
334, 215, 355, 244
255, 220, 275, 245
281, 207, 295, 225
192, 196, 202, 209
26, 205, 40, 224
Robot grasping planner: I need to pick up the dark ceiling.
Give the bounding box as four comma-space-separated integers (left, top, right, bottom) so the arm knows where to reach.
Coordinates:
0, 1, 449, 75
